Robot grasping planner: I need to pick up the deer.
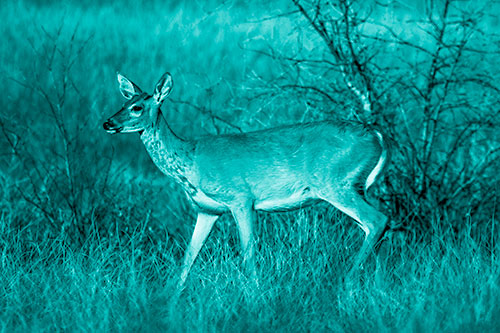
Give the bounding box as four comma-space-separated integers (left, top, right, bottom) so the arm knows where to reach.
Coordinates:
103, 71, 389, 286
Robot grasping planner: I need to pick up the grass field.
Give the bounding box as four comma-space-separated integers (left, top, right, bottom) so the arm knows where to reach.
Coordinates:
2, 199, 499, 331
1, 0, 499, 331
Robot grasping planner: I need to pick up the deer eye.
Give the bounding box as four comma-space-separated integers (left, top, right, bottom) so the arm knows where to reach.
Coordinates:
132, 105, 142, 111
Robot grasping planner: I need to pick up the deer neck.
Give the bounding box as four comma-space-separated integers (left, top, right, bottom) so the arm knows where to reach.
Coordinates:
140, 110, 195, 189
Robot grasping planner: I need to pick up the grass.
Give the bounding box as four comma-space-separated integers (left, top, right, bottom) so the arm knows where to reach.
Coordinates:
1, 0, 499, 331
1, 196, 499, 331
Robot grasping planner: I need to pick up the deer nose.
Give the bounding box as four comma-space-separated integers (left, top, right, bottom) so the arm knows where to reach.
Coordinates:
103, 121, 113, 131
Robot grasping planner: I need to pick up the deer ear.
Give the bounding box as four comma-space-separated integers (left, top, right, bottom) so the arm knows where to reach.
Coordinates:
117, 72, 142, 99
153, 72, 173, 104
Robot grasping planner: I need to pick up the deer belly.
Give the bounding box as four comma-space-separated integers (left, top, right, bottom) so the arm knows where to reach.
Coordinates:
254, 188, 316, 212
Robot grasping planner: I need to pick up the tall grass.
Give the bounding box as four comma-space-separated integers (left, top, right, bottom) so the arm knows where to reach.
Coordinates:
2, 194, 499, 331
1, 0, 499, 331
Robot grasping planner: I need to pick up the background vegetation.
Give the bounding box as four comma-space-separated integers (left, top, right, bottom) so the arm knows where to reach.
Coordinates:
1, 0, 499, 331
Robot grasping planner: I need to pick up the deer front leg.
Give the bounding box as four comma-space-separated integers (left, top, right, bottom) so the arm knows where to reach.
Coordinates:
178, 212, 220, 287
230, 203, 257, 278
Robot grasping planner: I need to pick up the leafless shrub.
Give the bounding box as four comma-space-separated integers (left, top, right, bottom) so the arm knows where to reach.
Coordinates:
1, 21, 119, 246
246, 0, 500, 234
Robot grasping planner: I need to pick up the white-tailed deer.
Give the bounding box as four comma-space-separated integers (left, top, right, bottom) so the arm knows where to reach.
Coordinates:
103, 72, 389, 286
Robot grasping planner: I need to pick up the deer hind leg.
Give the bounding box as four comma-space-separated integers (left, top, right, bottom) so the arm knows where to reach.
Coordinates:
179, 212, 220, 287
230, 203, 257, 278
321, 190, 388, 271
